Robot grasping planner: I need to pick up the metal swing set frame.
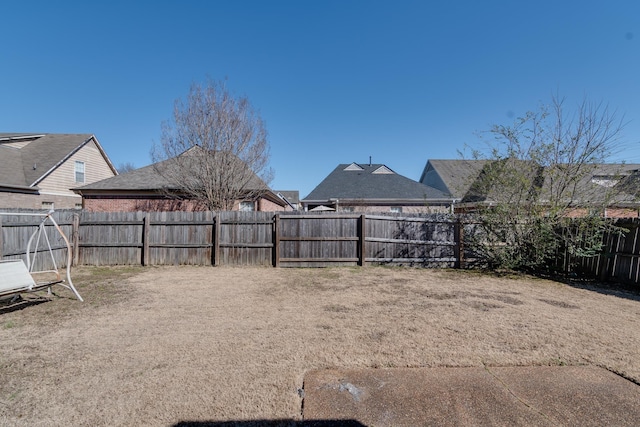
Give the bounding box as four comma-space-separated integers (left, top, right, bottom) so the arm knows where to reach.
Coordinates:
0, 210, 83, 302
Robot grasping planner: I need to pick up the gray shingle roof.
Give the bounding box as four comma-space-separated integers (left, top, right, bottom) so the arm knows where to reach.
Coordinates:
75, 149, 269, 193
421, 158, 640, 206
420, 159, 488, 200
74, 161, 173, 191
0, 133, 104, 188
0, 144, 28, 187
276, 190, 300, 204
303, 163, 452, 202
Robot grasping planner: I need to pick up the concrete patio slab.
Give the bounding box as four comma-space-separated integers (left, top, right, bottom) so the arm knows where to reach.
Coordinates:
303, 366, 640, 426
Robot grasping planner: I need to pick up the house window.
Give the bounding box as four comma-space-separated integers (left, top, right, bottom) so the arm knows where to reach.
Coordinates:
75, 203, 83, 209
42, 201, 54, 210
75, 161, 85, 183
342, 206, 355, 212
239, 201, 255, 211
390, 207, 402, 213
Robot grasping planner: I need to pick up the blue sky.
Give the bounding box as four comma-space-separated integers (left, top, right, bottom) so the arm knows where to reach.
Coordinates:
2, 1, 639, 197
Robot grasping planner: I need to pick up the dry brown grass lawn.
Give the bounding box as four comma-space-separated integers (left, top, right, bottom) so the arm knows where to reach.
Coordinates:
1, 266, 639, 426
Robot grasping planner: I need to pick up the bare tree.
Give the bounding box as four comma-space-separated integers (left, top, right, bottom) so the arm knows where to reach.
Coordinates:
117, 162, 137, 174
152, 79, 273, 210
465, 95, 629, 271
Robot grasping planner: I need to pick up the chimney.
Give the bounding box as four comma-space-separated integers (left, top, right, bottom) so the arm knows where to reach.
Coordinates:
369, 156, 372, 166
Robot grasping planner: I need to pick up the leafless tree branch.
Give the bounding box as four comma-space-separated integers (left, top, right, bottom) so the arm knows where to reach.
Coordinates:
152, 79, 273, 210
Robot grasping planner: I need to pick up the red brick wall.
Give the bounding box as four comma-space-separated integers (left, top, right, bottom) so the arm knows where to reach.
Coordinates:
83, 196, 288, 212
0, 191, 82, 210
84, 197, 207, 212
605, 208, 639, 218
337, 204, 451, 214
259, 198, 293, 212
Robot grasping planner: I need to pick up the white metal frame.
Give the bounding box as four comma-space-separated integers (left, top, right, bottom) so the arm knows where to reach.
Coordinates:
0, 210, 83, 301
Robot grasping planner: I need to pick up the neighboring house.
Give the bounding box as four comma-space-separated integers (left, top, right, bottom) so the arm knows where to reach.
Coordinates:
420, 159, 640, 217
0, 133, 117, 210
420, 159, 488, 202
74, 152, 291, 212
301, 162, 455, 213
276, 190, 300, 211
553, 163, 640, 218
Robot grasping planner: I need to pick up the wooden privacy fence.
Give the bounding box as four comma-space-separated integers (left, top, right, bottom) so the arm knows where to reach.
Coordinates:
0, 211, 465, 269
0, 211, 74, 273
568, 218, 640, 284
3, 210, 640, 284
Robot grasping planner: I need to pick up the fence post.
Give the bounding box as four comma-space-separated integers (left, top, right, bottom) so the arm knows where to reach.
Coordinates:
608, 232, 623, 282
208, 212, 215, 266
273, 214, 280, 267
0, 215, 3, 260
72, 213, 80, 266
358, 214, 366, 267
142, 213, 150, 266
213, 214, 220, 266
454, 218, 464, 269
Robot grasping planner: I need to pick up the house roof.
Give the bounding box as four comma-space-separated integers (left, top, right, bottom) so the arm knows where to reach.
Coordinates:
420, 159, 488, 200
74, 160, 174, 191
276, 190, 300, 204
423, 158, 640, 208
303, 163, 452, 203
543, 163, 640, 206
75, 150, 267, 192
0, 133, 117, 189
74, 148, 286, 206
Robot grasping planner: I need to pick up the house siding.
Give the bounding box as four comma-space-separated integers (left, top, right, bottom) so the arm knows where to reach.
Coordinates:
420, 164, 449, 195
38, 140, 115, 195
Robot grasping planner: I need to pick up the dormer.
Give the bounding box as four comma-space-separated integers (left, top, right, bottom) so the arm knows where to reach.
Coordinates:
372, 165, 394, 174
344, 163, 364, 171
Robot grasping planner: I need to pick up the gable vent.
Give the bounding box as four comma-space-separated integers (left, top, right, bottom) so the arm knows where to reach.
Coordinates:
344, 163, 364, 171
372, 165, 394, 174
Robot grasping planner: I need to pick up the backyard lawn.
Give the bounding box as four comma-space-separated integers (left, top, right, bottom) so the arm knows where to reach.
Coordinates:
1, 266, 639, 426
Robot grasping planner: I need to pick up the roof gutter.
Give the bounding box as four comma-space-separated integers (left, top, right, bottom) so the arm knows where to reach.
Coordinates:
277, 192, 297, 210
0, 183, 40, 194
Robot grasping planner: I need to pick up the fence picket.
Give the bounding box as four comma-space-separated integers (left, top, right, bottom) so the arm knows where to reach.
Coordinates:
1, 211, 637, 284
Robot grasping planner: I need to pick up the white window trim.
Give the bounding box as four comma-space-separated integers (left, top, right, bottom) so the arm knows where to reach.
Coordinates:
75, 161, 85, 183
239, 201, 255, 211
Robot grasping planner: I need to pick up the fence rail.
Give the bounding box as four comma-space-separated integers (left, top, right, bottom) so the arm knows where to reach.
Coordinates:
567, 218, 640, 285
2, 210, 639, 285
0, 211, 464, 269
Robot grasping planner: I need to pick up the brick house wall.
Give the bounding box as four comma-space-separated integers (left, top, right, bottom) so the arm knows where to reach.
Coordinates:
0, 191, 83, 210
336, 204, 451, 214
259, 198, 292, 212
83, 195, 290, 212
605, 208, 638, 218
83, 197, 206, 212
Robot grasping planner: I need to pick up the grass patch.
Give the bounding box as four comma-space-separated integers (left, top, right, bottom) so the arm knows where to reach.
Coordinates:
2, 320, 16, 329
538, 299, 580, 309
